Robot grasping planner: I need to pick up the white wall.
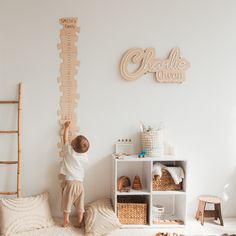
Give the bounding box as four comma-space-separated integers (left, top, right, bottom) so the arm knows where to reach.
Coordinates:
0, 0, 236, 217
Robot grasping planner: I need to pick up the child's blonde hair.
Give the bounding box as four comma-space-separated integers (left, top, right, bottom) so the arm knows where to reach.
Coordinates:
71, 135, 90, 153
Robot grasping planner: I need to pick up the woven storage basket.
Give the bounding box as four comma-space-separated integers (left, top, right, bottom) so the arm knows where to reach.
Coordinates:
140, 130, 163, 157
152, 169, 182, 191
117, 196, 147, 224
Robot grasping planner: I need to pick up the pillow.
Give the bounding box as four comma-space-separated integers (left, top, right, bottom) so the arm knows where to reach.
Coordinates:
0, 192, 54, 235
84, 198, 121, 236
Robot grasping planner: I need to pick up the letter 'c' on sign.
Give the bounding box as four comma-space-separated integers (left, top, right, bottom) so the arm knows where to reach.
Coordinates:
119, 47, 190, 83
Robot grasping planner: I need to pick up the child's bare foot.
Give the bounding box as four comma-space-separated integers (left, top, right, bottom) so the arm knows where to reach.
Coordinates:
63, 212, 70, 227
74, 219, 84, 228
62, 220, 70, 227
74, 223, 82, 228
76, 212, 84, 228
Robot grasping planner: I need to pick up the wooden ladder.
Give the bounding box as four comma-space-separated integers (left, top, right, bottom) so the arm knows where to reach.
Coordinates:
0, 83, 22, 198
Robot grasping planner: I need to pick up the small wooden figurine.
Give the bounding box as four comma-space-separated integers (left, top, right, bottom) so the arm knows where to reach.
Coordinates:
132, 175, 142, 190
156, 233, 182, 236
117, 176, 131, 192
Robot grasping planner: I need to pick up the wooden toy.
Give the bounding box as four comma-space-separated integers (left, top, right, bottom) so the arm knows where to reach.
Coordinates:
132, 175, 142, 190
57, 17, 80, 157
155, 232, 183, 236
117, 176, 131, 192
153, 219, 184, 225
138, 151, 146, 158
115, 139, 133, 155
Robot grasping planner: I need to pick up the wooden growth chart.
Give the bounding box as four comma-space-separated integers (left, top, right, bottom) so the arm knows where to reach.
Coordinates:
57, 17, 80, 157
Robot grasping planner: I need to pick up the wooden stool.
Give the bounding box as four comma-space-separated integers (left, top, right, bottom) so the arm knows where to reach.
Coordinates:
195, 195, 223, 226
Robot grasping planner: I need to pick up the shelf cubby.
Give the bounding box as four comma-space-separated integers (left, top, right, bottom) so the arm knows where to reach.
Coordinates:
111, 155, 187, 228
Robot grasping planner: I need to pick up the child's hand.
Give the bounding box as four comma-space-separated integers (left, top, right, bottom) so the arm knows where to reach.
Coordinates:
64, 121, 71, 129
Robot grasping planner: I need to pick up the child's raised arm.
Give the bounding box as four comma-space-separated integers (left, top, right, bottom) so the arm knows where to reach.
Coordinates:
63, 121, 70, 144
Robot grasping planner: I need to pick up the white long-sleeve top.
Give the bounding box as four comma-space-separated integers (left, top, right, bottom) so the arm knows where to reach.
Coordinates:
60, 143, 88, 182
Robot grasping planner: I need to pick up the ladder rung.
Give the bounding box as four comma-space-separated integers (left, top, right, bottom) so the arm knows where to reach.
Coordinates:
0, 130, 18, 134
0, 191, 17, 195
0, 161, 18, 164
0, 84, 22, 198
0, 101, 19, 104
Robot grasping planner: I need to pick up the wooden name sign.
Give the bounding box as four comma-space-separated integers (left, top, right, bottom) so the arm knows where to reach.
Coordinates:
57, 17, 80, 157
120, 48, 190, 83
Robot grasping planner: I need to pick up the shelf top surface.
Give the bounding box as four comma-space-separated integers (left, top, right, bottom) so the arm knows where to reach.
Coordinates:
152, 190, 186, 195
116, 190, 186, 195
116, 188, 150, 195
112, 154, 186, 162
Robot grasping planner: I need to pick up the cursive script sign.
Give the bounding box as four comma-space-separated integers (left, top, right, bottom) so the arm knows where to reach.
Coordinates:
120, 48, 190, 83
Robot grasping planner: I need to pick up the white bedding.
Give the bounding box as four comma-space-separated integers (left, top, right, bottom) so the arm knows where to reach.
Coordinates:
1, 218, 83, 236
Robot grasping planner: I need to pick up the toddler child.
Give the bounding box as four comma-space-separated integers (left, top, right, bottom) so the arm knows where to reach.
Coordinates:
59, 121, 89, 227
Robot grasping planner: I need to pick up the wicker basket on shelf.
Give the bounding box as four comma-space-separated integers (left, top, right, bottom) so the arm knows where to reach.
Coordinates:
117, 196, 147, 224
152, 169, 182, 191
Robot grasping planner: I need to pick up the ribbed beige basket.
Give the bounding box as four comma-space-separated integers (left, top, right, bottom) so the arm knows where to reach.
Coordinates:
117, 197, 147, 224
152, 169, 182, 191
140, 130, 163, 157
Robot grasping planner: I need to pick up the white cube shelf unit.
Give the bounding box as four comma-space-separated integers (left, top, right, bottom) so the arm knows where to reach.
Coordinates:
111, 155, 187, 228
